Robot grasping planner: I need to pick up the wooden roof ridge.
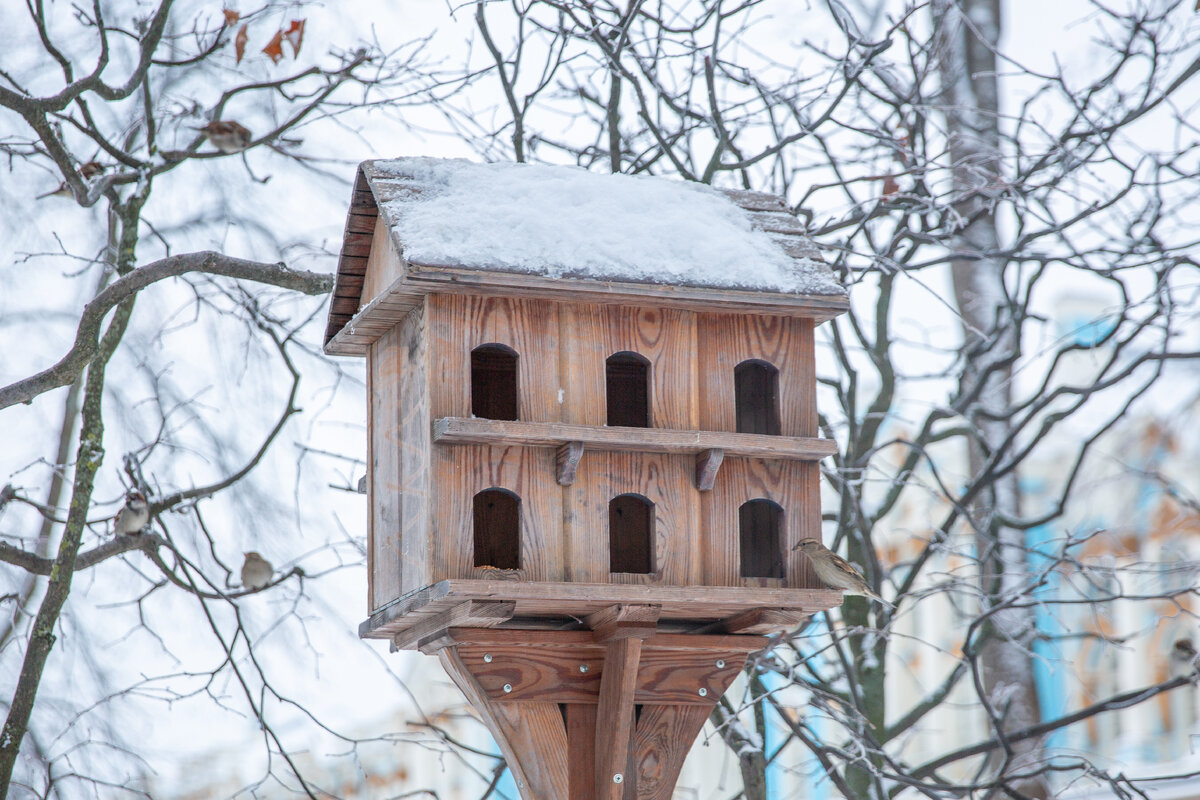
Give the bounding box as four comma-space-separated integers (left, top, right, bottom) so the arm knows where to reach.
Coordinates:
323, 158, 848, 355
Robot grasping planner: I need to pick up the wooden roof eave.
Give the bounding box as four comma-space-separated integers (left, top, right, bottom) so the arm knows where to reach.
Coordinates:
323, 160, 851, 357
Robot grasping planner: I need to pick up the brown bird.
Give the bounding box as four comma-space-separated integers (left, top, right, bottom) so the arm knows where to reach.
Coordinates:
240, 551, 274, 590
197, 120, 252, 154
36, 161, 105, 199
794, 538, 893, 607
112, 490, 149, 536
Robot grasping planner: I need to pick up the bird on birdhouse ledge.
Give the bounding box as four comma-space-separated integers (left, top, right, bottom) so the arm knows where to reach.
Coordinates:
197, 120, 252, 154
794, 538, 893, 608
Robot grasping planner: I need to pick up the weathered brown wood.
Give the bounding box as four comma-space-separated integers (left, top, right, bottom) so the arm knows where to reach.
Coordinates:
439, 647, 570, 799
701, 457, 823, 589
389, 600, 515, 652
362, 222, 404, 311
566, 704, 598, 799
566, 451, 699, 585
596, 637, 642, 798
433, 417, 837, 460
632, 705, 714, 800
362, 579, 841, 641
430, 444, 563, 582
556, 441, 584, 485
367, 324, 402, 611
694, 448, 724, 491
718, 607, 810, 635
427, 294, 561, 422
716, 186, 789, 213
398, 301, 433, 598
587, 604, 661, 642
436, 627, 769, 653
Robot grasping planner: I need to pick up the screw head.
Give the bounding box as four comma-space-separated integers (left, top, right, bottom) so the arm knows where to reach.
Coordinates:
698, 687, 708, 697
579, 664, 589, 673
715, 659, 726, 669
483, 653, 493, 663
613, 773, 624, 784
503, 683, 513, 693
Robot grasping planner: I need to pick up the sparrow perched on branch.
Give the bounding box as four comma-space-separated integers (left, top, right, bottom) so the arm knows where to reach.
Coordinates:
240, 551, 274, 590
794, 538, 893, 608
113, 490, 149, 536
197, 120, 252, 154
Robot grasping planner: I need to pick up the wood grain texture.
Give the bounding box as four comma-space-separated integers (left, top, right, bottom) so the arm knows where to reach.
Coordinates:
719, 608, 811, 635
700, 458, 821, 588
558, 305, 698, 429
695, 448, 725, 491
433, 417, 836, 460
596, 638, 642, 798
362, 217, 404, 307
565, 452, 700, 585
566, 704, 598, 799
556, 441, 584, 486
632, 705, 713, 800
427, 294, 561, 422
389, 600, 514, 652
362, 580, 841, 640
439, 647, 570, 799
698, 313, 817, 437
367, 323, 403, 611
431, 445, 564, 582
398, 301, 433, 597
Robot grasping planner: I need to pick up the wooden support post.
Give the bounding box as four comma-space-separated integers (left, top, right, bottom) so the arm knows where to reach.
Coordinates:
633, 705, 714, 800
595, 637, 642, 798
556, 441, 585, 485
694, 448, 724, 491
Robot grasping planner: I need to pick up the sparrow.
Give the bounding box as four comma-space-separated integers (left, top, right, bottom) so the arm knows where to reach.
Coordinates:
1170, 638, 1199, 678
197, 120, 252, 154
113, 490, 150, 535
36, 161, 105, 199
240, 551, 274, 590
794, 538, 893, 607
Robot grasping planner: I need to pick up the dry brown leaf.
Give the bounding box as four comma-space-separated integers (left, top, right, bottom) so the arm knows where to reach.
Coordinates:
283, 19, 305, 57
222, 8, 240, 25
262, 29, 284, 64
882, 175, 900, 198
234, 22, 249, 64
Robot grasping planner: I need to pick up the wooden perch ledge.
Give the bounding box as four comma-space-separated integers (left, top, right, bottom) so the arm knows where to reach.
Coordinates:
433, 417, 837, 461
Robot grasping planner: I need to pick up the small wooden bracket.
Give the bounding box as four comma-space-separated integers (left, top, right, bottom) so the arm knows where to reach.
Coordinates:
556, 441, 585, 486
391, 600, 516, 653
586, 603, 661, 643
694, 448, 725, 491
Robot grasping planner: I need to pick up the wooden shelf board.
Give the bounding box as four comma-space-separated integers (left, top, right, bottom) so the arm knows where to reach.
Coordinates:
432, 417, 837, 461
360, 579, 843, 640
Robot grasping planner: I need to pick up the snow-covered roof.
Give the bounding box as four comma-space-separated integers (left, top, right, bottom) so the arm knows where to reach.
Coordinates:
325, 157, 847, 354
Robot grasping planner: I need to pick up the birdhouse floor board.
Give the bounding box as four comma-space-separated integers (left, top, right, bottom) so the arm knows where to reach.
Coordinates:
432, 417, 837, 461
359, 579, 842, 640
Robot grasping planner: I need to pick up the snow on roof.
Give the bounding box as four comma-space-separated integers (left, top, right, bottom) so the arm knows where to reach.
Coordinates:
369, 158, 843, 296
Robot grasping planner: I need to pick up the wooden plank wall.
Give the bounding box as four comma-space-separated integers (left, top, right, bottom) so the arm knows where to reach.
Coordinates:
428, 295, 561, 421
362, 298, 824, 606
432, 444, 564, 581
564, 452, 700, 586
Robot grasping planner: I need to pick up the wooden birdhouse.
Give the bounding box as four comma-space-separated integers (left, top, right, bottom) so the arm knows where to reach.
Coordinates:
325, 157, 849, 799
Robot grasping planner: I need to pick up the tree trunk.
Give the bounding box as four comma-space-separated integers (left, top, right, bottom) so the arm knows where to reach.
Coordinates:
932, 1, 1048, 796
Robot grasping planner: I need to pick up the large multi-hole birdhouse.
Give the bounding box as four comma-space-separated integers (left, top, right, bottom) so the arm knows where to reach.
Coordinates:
325, 157, 849, 799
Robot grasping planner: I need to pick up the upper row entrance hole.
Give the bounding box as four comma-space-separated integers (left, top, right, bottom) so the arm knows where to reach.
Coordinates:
471, 344, 519, 420
606, 351, 650, 427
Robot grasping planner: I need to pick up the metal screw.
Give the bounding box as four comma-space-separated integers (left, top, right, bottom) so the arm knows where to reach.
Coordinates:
715, 659, 725, 669
698, 687, 708, 697
579, 664, 589, 673
483, 653, 493, 663
503, 683, 513, 693
613, 773, 624, 784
